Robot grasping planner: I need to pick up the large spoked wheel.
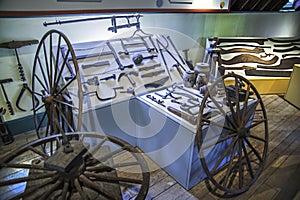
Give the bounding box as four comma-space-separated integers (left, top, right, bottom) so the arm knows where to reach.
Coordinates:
32, 29, 83, 139
0, 132, 150, 200
196, 73, 268, 197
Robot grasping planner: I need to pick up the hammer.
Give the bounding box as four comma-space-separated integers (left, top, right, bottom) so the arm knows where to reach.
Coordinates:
132, 53, 158, 65
118, 71, 139, 87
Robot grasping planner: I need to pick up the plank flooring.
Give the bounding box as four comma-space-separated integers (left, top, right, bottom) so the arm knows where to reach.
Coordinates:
0, 95, 299, 200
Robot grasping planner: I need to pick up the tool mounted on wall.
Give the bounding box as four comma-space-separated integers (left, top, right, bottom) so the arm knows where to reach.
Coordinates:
0, 78, 14, 115
0, 40, 39, 82
43, 13, 143, 33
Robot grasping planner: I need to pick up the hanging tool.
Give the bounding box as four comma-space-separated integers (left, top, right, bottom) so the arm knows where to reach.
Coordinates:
0, 107, 14, 145
0, 40, 39, 82
221, 54, 279, 65
106, 40, 134, 70
16, 83, 40, 112
94, 86, 124, 101
118, 71, 139, 87
132, 53, 158, 65
139, 63, 162, 71
0, 78, 14, 115
83, 76, 99, 86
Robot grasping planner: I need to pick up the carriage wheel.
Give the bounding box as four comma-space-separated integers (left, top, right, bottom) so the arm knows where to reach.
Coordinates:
32, 30, 83, 140
0, 132, 150, 200
196, 73, 268, 196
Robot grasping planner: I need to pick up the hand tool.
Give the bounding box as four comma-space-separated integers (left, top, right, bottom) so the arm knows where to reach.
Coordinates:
273, 46, 300, 53
218, 65, 256, 71
119, 38, 155, 55
274, 42, 300, 48
221, 54, 279, 65
139, 63, 162, 71
167, 106, 197, 125
0, 40, 39, 82
0, 39, 39, 49
245, 69, 292, 77
120, 86, 135, 96
132, 53, 158, 65
16, 83, 40, 112
175, 85, 204, 99
118, 71, 139, 87
146, 94, 165, 107
282, 53, 300, 58
268, 37, 300, 43
95, 86, 124, 101
217, 44, 271, 49
141, 69, 165, 78
99, 74, 116, 81
81, 60, 110, 69
106, 40, 134, 70
167, 35, 186, 65
217, 38, 268, 45
0, 107, 14, 145
0, 78, 14, 115
144, 76, 169, 89
83, 76, 99, 86
155, 86, 180, 99
220, 47, 265, 54
257, 57, 300, 69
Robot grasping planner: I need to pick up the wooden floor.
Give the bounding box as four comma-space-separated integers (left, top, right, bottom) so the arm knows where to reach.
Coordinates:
0, 95, 299, 200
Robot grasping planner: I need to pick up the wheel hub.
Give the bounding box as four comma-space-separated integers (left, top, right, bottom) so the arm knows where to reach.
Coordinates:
237, 127, 249, 137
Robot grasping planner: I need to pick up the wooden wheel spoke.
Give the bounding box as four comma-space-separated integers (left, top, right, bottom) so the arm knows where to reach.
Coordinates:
211, 137, 238, 175
54, 49, 70, 91
49, 33, 54, 91
34, 73, 48, 92
241, 84, 251, 123
84, 171, 143, 184
37, 56, 50, 91
248, 134, 267, 143
241, 139, 255, 179
242, 99, 260, 127
201, 133, 237, 150
234, 76, 241, 123
28, 146, 49, 158
54, 101, 75, 132
10, 175, 60, 200
238, 139, 243, 189
1, 163, 52, 171
0, 171, 56, 187
35, 111, 47, 132
61, 181, 69, 200
34, 56, 50, 92
248, 118, 267, 129
79, 174, 120, 200
54, 75, 76, 98
209, 95, 237, 129
42, 41, 51, 89
53, 98, 78, 110
224, 85, 239, 126
244, 138, 263, 162
222, 138, 239, 188
39, 179, 63, 200
74, 178, 89, 200
53, 35, 62, 88
202, 117, 236, 132
97, 147, 127, 163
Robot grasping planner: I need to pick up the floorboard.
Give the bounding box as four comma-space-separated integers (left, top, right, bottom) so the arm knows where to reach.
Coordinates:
0, 95, 299, 200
